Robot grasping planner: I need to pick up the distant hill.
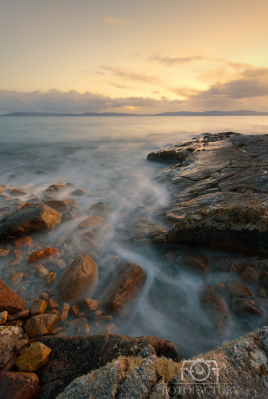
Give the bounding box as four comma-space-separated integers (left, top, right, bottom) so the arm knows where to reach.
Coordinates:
1, 110, 268, 117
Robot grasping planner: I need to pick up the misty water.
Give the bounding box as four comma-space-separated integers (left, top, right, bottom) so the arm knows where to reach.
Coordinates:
1, 115, 268, 359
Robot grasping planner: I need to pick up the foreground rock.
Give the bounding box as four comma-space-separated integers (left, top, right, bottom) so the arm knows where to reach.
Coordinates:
0, 326, 25, 371
148, 133, 268, 256
36, 334, 178, 399
0, 280, 28, 314
0, 372, 39, 399
99, 262, 147, 317
15, 342, 52, 372
57, 255, 98, 303
24, 314, 59, 337
0, 203, 61, 241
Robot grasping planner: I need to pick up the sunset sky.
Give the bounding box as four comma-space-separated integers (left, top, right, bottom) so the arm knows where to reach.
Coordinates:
1, 0, 268, 114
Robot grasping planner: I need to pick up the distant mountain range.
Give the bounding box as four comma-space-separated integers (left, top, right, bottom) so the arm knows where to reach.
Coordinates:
1, 110, 268, 117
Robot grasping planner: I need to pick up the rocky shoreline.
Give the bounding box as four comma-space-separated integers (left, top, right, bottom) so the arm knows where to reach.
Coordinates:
1, 132, 268, 398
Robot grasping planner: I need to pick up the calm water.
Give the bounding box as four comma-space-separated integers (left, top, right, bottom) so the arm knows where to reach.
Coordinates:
1, 116, 268, 357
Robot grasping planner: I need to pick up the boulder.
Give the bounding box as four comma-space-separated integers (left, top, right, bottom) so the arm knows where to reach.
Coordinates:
71, 188, 86, 196
28, 248, 60, 264
43, 200, 69, 215
8, 189, 29, 196
0, 372, 39, 399
14, 236, 33, 248
87, 202, 108, 217
24, 314, 59, 337
0, 203, 61, 241
99, 262, 147, 317
31, 299, 48, 316
0, 310, 8, 324
15, 342, 52, 372
57, 255, 98, 303
0, 326, 25, 371
0, 280, 28, 314
78, 215, 105, 230
83, 298, 99, 311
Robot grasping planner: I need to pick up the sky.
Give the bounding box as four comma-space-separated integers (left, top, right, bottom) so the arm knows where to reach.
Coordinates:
1, 0, 268, 114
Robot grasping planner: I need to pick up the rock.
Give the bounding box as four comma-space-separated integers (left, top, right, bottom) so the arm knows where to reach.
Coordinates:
61, 211, 76, 222
99, 262, 147, 317
0, 372, 39, 399
0, 280, 28, 314
177, 253, 210, 273
83, 230, 95, 240
40, 293, 49, 301
56, 358, 127, 399
0, 310, 8, 324
231, 297, 261, 315
24, 314, 59, 337
28, 248, 60, 265
0, 249, 10, 256
79, 235, 98, 254
240, 265, 260, 283
149, 378, 169, 399
59, 303, 70, 322
36, 265, 49, 277
0, 185, 4, 194
83, 298, 99, 311
49, 258, 66, 270
227, 280, 253, 297
57, 255, 98, 303
71, 188, 86, 196
43, 200, 69, 215
0, 326, 25, 371
70, 305, 80, 316
10, 272, 24, 286
78, 215, 105, 230
261, 271, 268, 288
44, 272, 57, 285
0, 203, 61, 241
4, 249, 23, 269
8, 189, 29, 196
147, 147, 190, 163
31, 299, 47, 316
200, 285, 230, 333
14, 236, 33, 248
7, 310, 31, 321
36, 334, 178, 398
48, 299, 59, 310
118, 356, 157, 399
137, 344, 157, 358
62, 198, 79, 211
15, 342, 52, 372
49, 185, 66, 192
87, 202, 107, 217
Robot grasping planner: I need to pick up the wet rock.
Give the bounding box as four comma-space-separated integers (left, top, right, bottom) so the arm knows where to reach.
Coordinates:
0, 249, 10, 256
61, 211, 76, 222
78, 215, 105, 230
49, 185, 66, 192
15, 342, 52, 372
0, 310, 8, 324
5, 249, 23, 269
14, 236, 33, 248
7, 309, 31, 321
147, 147, 190, 163
49, 258, 66, 270
83, 298, 99, 311
10, 272, 24, 286
24, 314, 59, 337
59, 303, 70, 322
8, 189, 29, 196
200, 285, 230, 333
48, 299, 59, 310
118, 356, 157, 399
0, 372, 39, 399
69, 317, 89, 332
36, 265, 49, 277
99, 262, 147, 317
0, 280, 28, 314
28, 248, 60, 265
56, 358, 127, 399
231, 297, 262, 315
31, 299, 48, 316
70, 304, 80, 316
44, 272, 57, 285
40, 293, 49, 301
62, 198, 79, 212
57, 255, 98, 303
0, 326, 25, 371
177, 253, 209, 273
227, 280, 253, 297
43, 200, 69, 215
71, 188, 86, 196
0, 203, 61, 241
87, 201, 108, 217
79, 235, 98, 254
240, 265, 260, 283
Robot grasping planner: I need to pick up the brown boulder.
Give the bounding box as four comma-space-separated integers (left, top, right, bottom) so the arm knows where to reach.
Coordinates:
0, 280, 28, 315
57, 255, 98, 303
49, 185, 66, 191
87, 202, 108, 217
227, 280, 253, 297
83, 298, 99, 311
0, 326, 25, 371
177, 253, 210, 273
14, 236, 33, 248
24, 314, 59, 337
99, 262, 147, 317
0, 203, 61, 241
78, 215, 105, 230
0, 372, 39, 399
240, 266, 260, 283
71, 188, 86, 196
28, 248, 60, 264
15, 342, 52, 372
43, 200, 69, 215
8, 188, 29, 196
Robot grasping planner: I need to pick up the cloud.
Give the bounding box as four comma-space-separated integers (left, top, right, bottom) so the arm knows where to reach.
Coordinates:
149, 55, 206, 66
99, 66, 159, 85
110, 83, 137, 90
104, 17, 131, 25
0, 89, 182, 114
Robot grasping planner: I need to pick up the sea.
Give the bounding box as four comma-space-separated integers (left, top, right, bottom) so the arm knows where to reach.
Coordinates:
1, 115, 268, 357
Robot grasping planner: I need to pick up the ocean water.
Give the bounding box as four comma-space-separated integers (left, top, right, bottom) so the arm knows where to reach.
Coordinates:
1, 115, 268, 357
